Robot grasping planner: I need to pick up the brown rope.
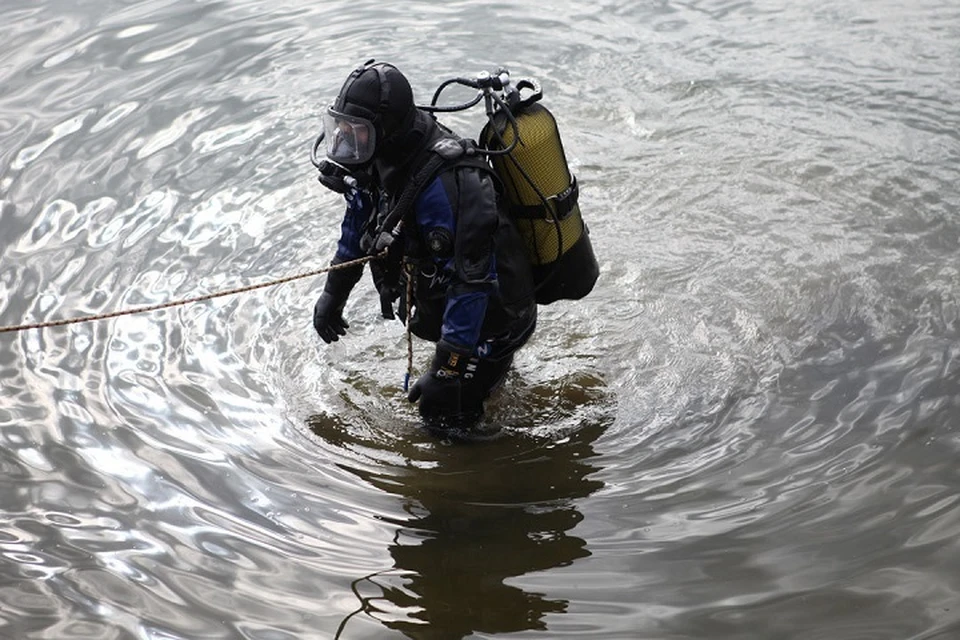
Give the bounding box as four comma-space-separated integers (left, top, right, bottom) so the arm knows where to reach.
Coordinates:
0, 253, 382, 334
403, 258, 416, 391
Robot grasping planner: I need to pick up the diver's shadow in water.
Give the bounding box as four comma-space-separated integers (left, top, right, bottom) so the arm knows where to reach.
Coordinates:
312, 416, 607, 639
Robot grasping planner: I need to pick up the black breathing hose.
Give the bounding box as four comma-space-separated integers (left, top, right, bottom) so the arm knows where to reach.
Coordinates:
310, 131, 325, 169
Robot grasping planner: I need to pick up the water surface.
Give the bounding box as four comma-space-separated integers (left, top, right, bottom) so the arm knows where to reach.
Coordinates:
1, 0, 959, 638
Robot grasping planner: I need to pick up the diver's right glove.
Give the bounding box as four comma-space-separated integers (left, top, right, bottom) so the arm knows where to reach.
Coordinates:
313, 261, 363, 343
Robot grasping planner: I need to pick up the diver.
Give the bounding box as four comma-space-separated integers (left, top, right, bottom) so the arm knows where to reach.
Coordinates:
311, 60, 538, 434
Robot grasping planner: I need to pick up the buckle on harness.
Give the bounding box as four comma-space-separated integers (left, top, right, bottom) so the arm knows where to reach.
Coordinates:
548, 177, 579, 220
510, 176, 580, 221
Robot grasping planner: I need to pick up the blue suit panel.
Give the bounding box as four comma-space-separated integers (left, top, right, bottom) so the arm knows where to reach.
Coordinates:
333, 190, 373, 262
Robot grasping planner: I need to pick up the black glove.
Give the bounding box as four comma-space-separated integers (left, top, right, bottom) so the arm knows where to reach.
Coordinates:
407, 347, 468, 425
313, 261, 363, 343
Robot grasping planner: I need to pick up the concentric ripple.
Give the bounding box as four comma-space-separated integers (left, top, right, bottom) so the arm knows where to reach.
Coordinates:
2, 0, 959, 638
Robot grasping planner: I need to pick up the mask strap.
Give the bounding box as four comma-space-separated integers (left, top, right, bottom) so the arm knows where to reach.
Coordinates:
367, 61, 391, 122
344, 60, 391, 130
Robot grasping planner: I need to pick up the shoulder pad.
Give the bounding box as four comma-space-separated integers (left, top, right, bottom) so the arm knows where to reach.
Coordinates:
431, 137, 466, 161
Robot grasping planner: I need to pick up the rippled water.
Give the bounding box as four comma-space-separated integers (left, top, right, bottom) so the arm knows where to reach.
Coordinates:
2, 0, 959, 638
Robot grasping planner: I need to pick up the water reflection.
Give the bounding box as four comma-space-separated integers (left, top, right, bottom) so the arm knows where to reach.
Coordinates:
5, 0, 960, 636
309, 418, 606, 639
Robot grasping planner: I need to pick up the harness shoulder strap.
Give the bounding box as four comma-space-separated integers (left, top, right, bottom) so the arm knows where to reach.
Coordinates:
368, 137, 493, 253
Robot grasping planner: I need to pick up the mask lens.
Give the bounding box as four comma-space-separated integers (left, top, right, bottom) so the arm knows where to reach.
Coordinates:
323, 110, 376, 165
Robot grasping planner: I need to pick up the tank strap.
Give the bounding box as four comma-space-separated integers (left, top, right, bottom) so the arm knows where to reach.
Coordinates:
509, 176, 579, 220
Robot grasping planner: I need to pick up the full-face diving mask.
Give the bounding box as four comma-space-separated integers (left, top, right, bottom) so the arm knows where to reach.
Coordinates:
322, 108, 377, 166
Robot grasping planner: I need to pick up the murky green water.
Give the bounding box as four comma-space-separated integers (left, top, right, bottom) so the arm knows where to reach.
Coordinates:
2, 0, 959, 638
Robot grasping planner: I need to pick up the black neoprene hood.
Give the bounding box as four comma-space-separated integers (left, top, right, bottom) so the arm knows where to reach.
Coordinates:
333, 61, 415, 145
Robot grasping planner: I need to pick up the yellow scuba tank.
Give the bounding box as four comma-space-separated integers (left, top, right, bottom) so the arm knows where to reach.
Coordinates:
481, 96, 599, 305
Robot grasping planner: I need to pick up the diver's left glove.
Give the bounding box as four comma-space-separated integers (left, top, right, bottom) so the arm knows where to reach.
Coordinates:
407, 346, 468, 425
313, 260, 363, 344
